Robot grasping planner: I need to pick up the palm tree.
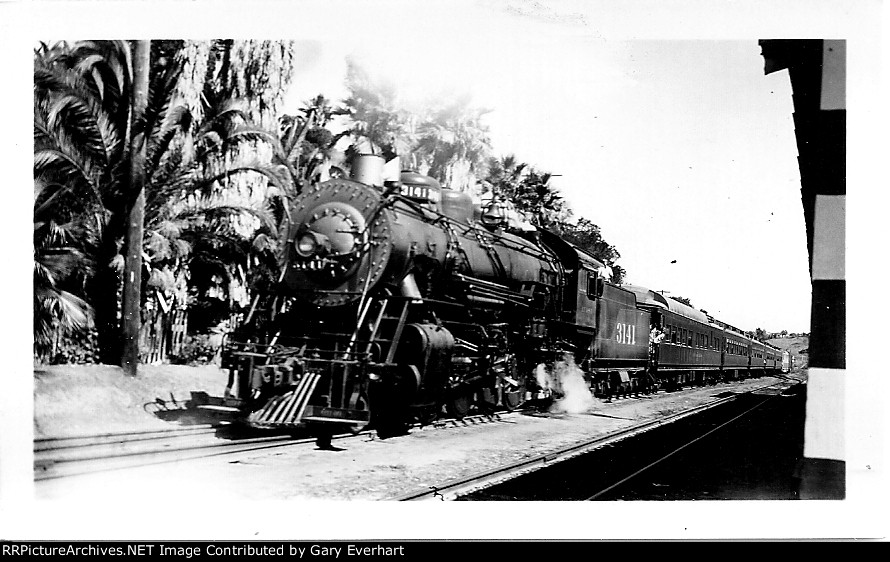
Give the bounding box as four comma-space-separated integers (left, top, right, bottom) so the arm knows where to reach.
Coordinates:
277, 95, 339, 190
484, 155, 568, 227
415, 96, 492, 191
143, 115, 288, 332
33, 179, 97, 358
34, 40, 134, 362
339, 59, 414, 164
34, 40, 295, 366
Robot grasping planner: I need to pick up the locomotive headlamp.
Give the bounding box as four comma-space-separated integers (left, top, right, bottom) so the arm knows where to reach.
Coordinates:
295, 231, 331, 258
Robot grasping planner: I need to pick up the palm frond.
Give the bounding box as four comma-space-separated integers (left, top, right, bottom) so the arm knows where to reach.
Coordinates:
33, 148, 106, 208
35, 67, 119, 166
140, 56, 184, 139
69, 40, 132, 122
218, 125, 280, 153
196, 161, 292, 194
198, 100, 249, 136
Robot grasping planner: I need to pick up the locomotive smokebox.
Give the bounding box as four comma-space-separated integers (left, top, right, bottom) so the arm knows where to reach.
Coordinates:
350, 154, 385, 187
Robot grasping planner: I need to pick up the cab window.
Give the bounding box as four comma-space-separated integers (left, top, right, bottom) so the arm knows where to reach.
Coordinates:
586, 271, 601, 298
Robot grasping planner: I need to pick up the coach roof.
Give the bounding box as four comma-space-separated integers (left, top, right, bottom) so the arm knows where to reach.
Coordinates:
622, 284, 710, 324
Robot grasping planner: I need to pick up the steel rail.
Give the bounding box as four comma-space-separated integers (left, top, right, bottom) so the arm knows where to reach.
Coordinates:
33, 430, 365, 482
585, 392, 778, 500
35, 424, 223, 452
391, 378, 798, 501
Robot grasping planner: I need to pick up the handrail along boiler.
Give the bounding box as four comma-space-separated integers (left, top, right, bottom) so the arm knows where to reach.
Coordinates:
194, 155, 784, 442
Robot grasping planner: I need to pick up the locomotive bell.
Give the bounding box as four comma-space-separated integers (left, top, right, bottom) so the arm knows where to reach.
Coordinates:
481, 200, 508, 229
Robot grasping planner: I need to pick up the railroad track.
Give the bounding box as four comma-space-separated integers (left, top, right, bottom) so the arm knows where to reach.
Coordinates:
34, 424, 346, 481
390, 377, 803, 500
35, 424, 223, 453
33, 409, 513, 482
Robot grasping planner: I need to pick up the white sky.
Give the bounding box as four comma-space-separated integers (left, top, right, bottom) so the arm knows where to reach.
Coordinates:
2, 0, 885, 543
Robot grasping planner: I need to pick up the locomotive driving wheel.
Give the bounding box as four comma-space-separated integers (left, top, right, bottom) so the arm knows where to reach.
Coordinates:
496, 354, 525, 411
446, 393, 472, 419
501, 384, 525, 411
413, 403, 439, 426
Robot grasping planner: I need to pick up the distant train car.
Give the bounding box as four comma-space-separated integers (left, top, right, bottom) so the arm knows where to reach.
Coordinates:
781, 350, 794, 373
750, 340, 767, 375
765, 345, 781, 373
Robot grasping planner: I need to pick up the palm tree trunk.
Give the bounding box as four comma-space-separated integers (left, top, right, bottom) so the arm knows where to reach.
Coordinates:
121, 40, 151, 376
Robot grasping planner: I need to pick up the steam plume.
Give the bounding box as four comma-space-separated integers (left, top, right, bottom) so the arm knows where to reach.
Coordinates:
535, 354, 599, 414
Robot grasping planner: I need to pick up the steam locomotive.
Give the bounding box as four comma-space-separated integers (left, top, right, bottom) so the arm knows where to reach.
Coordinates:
190, 155, 785, 444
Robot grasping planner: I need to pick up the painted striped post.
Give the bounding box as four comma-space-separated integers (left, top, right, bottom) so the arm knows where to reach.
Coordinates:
760, 39, 846, 499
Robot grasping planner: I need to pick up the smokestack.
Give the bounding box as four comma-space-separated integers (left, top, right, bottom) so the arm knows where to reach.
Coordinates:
351, 154, 385, 187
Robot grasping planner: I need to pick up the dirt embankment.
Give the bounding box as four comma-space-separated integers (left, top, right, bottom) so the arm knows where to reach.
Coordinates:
766, 336, 809, 371
33, 363, 228, 439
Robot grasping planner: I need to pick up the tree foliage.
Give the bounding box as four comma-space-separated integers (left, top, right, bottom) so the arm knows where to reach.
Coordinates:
339, 59, 413, 162
415, 95, 492, 191
276, 94, 340, 190
484, 155, 569, 229
34, 40, 298, 364
555, 219, 626, 284
670, 295, 694, 308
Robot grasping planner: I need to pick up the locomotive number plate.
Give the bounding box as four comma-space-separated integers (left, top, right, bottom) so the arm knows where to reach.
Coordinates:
615, 322, 637, 345
400, 184, 430, 200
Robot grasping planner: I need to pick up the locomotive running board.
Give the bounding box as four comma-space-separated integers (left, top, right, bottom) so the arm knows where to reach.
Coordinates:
247, 372, 321, 427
